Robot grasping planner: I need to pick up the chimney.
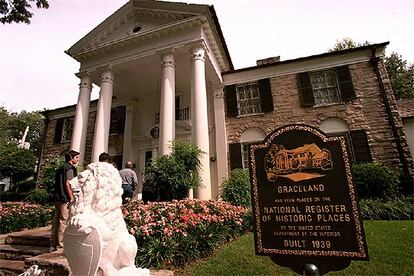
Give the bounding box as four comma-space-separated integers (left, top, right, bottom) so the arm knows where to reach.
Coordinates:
256, 56, 280, 66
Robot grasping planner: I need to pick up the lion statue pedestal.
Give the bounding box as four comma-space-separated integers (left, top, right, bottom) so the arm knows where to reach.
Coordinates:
63, 162, 150, 276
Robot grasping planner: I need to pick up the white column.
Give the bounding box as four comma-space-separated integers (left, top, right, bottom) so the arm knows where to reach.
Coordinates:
159, 50, 175, 155
91, 69, 114, 162
213, 87, 229, 195
122, 104, 135, 166
191, 42, 211, 200
70, 73, 92, 165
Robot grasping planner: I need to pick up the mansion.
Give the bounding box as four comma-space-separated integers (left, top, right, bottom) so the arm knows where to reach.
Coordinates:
38, 0, 414, 199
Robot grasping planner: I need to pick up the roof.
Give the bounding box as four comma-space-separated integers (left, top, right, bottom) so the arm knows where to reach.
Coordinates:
222, 42, 389, 75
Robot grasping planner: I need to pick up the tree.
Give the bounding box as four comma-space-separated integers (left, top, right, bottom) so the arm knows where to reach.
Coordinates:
384, 52, 414, 99
0, 106, 44, 157
0, 144, 36, 189
328, 37, 370, 52
0, 0, 49, 24
329, 38, 414, 99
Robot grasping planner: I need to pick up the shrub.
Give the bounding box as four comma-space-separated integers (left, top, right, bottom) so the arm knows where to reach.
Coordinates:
0, 202, 53, 234
352, 163, 400, 199
123, 199, 252, 268
220, 169, 251, 207
359, 196, 414, 220
0, 191, 25, 202
37, 156, 64, 194
144, 140, 202, 201
25, 188, 50, 205
17, 178, 36, 193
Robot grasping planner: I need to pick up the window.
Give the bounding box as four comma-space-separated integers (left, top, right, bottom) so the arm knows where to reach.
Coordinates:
110, 106, 126, 134
54, 116, 74, 144
298, 65, 356, 107
236, 82, 261, 116
309, 69, 341, 105
229, 128, 266, 170
224, 78, 274, 117
61, 117, 74, 142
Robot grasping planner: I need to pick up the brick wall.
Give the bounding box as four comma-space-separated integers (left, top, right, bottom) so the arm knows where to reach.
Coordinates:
225, 60, 413, 176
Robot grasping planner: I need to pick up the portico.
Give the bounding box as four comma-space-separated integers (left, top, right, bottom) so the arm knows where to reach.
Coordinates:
67, 0, 233, 199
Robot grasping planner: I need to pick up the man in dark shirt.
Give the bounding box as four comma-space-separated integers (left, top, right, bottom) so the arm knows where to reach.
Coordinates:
50, 150, 79, 252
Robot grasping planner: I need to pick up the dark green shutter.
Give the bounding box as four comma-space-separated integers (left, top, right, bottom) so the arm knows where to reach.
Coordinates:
229, 143, 242, 170
336, 65, 356, 102
54, 118, 64, 144
350, 130, 372, 163
297, 72, 315, 107
224, 85, 238, 117
258, 78, 274, 112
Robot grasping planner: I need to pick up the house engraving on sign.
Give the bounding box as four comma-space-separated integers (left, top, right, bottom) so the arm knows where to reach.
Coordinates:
265, 143, 333, 182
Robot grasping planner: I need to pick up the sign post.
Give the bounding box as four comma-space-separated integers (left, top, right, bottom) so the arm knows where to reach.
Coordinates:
249, 124, 369, 275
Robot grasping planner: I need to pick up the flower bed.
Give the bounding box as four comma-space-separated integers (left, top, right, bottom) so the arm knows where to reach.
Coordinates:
123, 199, 252, 268
0, 202, 54, 234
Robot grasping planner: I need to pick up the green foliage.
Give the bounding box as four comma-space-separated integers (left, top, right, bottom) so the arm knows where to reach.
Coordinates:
328, 37, 370, 52
16, 178, 36, 193
385, 52, 414, 99
359, 196, 414, 220
0, 144, 36, 186
352, 163, 400, 199
177, 221, 414, 276
0, 0, 49, 24
37, 156, 64, 193
144, 140, 202, 201
0, 202, 53, 234
0, 191, 25, 202
25, 188, 50, 205
220, 169, 251, 207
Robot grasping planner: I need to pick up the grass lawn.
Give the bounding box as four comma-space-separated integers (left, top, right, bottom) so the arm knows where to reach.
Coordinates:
175, 220, 414, 275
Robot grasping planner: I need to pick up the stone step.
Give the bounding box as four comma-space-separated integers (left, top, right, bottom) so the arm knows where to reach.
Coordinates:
25, 250, 71, 276
0, 259, 25, 276
0, 244, 50, 261
5, 227, 50, 247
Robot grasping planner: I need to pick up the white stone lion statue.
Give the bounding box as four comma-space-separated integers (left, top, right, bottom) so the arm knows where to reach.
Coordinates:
64, 162, 149, 276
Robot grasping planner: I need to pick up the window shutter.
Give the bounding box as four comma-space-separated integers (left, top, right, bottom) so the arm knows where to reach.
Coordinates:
336, 65, 356, 102
297, 72, 315, 107
229, 143, 242, 170
258, 78, 274, 112
224, 85, 238, 117
350, 130, 372, 163
54, 118, 64, 144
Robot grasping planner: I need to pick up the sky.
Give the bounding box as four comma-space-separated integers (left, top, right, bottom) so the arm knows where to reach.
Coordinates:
0, 0, 413, 113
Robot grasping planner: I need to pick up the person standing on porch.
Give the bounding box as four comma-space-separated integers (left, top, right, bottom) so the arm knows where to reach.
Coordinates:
119, 161, 138, 203
50, 150, 79, 252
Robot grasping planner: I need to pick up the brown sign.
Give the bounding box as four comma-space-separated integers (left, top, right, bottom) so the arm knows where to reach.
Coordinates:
249, 124, 369, 274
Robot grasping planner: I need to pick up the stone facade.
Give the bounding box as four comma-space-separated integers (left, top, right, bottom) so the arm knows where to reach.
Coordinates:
38, 105, 124, 182
224, 59, 413, 178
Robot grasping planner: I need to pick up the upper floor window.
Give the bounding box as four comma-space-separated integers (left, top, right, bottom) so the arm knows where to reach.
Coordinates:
298, 65, 356, 107
310, 69, 341, 105
236, 82, 261, 116
54, 116, 74, 144
110, 106, 126, 134
225, 78, 274, 118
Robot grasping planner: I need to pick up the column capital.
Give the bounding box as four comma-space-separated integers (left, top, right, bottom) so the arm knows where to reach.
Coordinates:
100, 69, 114, 85
161, 49, 175, 68
190, 40, 208, 62
214, 87, 225, 99
76, 72, 92, 90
